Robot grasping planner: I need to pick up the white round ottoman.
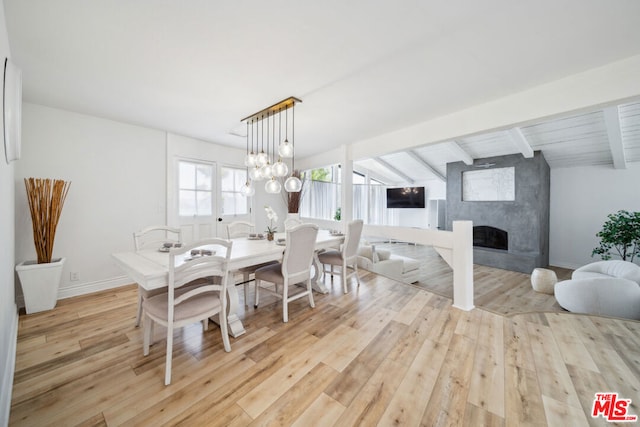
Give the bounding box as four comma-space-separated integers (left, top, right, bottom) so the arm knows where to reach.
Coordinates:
531, 268, 557, 294
554, 278, 640, 320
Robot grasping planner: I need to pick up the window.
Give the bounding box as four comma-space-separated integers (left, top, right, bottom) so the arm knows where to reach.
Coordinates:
221, 167, 248, 215
178, 161, 213, 216
300, 165, 341, 220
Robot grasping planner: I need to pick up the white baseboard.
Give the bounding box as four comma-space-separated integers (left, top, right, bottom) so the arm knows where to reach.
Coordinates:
15, 276, 133, 308
1, 304, 18, 426
549, 261, 581, 270
57, 276, 132, 300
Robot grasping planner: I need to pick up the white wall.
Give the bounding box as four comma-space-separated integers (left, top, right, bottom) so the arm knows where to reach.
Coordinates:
15, 103, 167, 298
550, 163, 640, 269
395, 179, 447, 228
0, 0, 15, 419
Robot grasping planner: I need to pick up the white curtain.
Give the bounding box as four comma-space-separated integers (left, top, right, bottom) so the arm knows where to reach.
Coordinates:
300, 180, 340, 220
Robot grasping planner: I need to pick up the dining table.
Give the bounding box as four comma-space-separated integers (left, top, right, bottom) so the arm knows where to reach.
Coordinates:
112, 229, 344, 337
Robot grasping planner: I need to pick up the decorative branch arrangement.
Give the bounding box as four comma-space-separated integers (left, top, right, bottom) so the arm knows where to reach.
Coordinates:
24, 178, 71, 263
282, 170, 306, 213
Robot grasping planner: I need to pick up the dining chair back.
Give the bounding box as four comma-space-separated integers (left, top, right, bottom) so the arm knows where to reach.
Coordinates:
142, 238, 232, 385
254, 223, 319, 322
226, 220, 274, 305
284, 217, 303, 230
227, 221, 254, 239
318, 219, 364, 293
132, 225, 183, 327
134, 225, 182, 251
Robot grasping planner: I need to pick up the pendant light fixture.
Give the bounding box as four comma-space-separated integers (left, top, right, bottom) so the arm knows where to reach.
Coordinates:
240, 121, 256, 196
249, 119, 264, 182
272, 107, 289, 177
244, 118, 256, 168
240, 96, 302, 196
283, 102, 302, 192
265, 111, 282, 194
278, 104, 294, 158
260, 112, 273, 179
255, 113, 268, 167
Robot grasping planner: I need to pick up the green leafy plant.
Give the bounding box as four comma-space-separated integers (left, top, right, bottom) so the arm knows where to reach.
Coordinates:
592, 210, 640, 262
333, 207, 341, 221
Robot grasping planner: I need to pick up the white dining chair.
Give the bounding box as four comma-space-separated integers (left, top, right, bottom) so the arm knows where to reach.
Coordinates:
142, 238, 232, 385
284, 217, 303, 230
226, 221, 254, 239
254, 224, 319, 322
226, 220, 277, 306
133, 226, 182, 327
318, 219, 364, 293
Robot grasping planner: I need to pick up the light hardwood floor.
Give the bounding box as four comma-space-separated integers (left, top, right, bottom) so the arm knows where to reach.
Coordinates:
10, 266, 640, 426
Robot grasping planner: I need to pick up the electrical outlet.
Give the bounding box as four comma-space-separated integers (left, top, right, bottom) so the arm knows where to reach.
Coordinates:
70, 272, 79, 281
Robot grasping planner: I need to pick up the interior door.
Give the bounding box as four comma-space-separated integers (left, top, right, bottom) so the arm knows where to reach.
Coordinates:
173, 159, 217, 242
216, 165, 253, 237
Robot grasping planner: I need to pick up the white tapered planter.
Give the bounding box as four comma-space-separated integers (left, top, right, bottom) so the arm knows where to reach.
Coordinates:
16, 257, 65, 314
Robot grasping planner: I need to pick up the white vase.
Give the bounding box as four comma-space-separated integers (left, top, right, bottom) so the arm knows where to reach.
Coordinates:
16, 257, 65, 314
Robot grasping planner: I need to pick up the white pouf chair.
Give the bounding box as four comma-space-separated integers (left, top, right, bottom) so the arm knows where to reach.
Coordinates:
571, 260, 640, 283
554, 260, 640, 320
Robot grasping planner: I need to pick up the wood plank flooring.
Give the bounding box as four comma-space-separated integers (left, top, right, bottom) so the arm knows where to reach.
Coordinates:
372, 242, 572, 315
10, 267, 639, 426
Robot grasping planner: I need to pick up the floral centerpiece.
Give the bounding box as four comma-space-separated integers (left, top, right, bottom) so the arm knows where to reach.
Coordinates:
264, 205, 278, 241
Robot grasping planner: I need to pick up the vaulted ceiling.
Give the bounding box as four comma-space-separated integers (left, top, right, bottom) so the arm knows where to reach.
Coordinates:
354, 102, 640, 184
5, 0, 640, 166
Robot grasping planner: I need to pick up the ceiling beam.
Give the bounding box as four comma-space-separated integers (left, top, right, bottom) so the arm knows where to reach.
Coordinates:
406, 150, 446, 182
372, 157, 415, 184
353, 165, 401, 186
446, 141, 474, 165
603, 106, 627, 169
506, 128, 534, 158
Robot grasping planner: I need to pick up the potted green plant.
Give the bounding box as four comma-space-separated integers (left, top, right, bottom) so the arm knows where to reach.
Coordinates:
15, 178, 71, 313
592, 210, 640, 262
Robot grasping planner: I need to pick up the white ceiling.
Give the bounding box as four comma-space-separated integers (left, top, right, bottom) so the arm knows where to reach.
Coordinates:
354, 101, 640, 184
5, 0, 640, 162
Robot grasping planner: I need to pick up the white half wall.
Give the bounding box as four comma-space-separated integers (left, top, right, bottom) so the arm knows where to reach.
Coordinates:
550, 163, 640, 269
15, 104, 167, 299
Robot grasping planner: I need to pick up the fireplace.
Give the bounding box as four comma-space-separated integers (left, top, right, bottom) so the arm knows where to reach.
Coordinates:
473, 226, 508, 251
446, 152, 550, 273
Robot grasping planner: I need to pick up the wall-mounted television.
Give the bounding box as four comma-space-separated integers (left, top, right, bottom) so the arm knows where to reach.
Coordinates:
386, 187, 425, 208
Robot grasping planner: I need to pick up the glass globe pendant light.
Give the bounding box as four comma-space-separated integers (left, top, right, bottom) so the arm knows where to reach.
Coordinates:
256, 151, 268, 167
249, 165, 263, 181
255, 114, 268, 167
244, 120, 256, 167
260, 111, 273, 179
240, 181, 255, 197
272, 109, 289, 177
284, 103, 302, 192
240, 96, 302, 193
284, 175, 302, 192
273, 158, 288, 177
265, 176, 281, 194
240, 122, 255, 197
278, 106, 294, 158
